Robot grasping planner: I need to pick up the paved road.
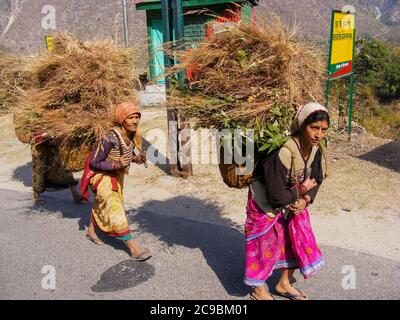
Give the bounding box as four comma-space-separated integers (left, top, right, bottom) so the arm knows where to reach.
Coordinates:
0, 188, 399, 300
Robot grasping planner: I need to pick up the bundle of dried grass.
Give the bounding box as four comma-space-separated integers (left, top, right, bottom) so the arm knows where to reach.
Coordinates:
169, 19, 326, 130
14, 33, 140, 170
0, 52, 31, 113
168, 18, 326, 188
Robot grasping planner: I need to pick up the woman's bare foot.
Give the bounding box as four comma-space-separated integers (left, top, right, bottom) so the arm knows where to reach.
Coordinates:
69, 186, 83, 204
275, 283, 308, 300
250, 286, 275, 300
33, 191, 45, 204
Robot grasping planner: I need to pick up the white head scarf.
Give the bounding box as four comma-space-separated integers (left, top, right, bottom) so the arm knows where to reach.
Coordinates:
291, 102, 329, 134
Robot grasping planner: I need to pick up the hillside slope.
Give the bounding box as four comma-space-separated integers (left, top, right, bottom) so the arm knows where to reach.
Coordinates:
1, 0, 400, 57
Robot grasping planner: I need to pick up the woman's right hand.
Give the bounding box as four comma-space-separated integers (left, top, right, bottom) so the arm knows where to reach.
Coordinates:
118, 155, 131, 168
289, 199, 307, 214
302, 178, 317, 192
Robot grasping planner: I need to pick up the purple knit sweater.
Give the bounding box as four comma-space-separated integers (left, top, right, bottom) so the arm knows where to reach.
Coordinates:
89, 138, 116, 172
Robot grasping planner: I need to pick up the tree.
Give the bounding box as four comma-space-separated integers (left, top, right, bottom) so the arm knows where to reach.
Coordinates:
355, 39, 400, 100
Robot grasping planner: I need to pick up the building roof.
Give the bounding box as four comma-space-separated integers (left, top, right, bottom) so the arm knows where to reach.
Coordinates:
134, 0, 158, 3
135, 0, 259, 8
135, 0, 257, 3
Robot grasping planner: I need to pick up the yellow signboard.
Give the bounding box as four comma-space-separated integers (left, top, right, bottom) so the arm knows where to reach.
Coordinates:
325, 10, 357, 138
330, 12, 355, 64
328, 11, 356, 79
45, 35, 55, 52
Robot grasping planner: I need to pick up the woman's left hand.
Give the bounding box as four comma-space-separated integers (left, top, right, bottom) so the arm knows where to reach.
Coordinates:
139, 152, 147, 164
289, 199, 307, 215
133, 152, 147, 164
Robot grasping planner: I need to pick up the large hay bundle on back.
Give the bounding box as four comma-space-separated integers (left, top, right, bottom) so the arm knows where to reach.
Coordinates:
14, 33, 140, 171
169, 19, 326, 188
170, 20, 325, 130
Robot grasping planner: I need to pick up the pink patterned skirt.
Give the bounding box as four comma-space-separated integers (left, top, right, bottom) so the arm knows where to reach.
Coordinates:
244, 192, 324, 287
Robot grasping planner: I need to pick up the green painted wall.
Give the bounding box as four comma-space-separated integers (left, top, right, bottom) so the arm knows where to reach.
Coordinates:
147, 14, 166, 84
241, 3, 252, 24
144, 2, 255, 81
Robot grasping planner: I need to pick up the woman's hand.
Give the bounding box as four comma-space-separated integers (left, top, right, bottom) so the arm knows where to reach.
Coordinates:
289, 199, 307, 215
139, 152, 147, 164
302, 178, 318, 192
118, 155, 131, 168
133, 152, 147, 164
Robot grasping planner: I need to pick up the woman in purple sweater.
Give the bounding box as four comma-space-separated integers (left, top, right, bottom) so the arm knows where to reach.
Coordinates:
83, 102, 151, 262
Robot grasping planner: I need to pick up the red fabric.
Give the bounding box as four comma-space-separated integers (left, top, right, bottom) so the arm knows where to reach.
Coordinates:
330, 61, 353, 79
110, 176, 118, 191
33, 129, 46, 145
32, 129, 60, 146
80, 156, 119, 202
80, 157, 96, 202
205, 6, 241, 40
186, 61, 201, 81
91, 214, 132, 238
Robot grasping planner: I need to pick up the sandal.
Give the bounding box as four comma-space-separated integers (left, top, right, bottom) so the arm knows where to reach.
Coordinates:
276, 287, 308, 300
131, 249, 152, 262
86, 234, 105, 246
250, 286, 275, 301
250, 293, 275, 301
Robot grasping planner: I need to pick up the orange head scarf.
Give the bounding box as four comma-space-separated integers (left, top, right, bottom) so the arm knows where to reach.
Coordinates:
115, 102, 141, 125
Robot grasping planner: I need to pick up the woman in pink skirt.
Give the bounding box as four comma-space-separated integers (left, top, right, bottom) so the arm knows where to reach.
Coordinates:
245, 103, 330, 300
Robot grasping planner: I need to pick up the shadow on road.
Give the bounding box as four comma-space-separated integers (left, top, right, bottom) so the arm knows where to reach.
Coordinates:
18, 191, 132, 257
12, 161, 32, 187
18, 190, 92, 230
358, 141, 400, 173
6, 188, 400, 299
130, 196, 279, 298
15, 189, 284, 297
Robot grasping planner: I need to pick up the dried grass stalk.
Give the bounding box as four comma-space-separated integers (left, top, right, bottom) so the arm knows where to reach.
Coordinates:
0, 52, 32, 113
13, 33, 141, 170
